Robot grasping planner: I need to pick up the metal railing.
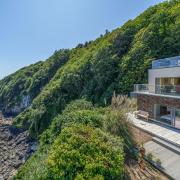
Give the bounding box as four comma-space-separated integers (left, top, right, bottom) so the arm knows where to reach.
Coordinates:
134, 84, 180, 96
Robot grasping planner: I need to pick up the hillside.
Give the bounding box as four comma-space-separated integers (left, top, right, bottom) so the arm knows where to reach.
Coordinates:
10, 0, 179, 137
0, 0, 179, 178
0, 49, 69, 116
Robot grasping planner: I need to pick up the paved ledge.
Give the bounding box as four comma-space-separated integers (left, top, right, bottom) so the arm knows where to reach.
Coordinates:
152, 137, 180, 155
144, 140, 180, 180
127, 113, 180, 147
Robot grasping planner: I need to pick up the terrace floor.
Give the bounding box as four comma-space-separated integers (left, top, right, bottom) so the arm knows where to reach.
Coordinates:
128, 113, 180, 179
127, 113, 180, 147
144, 140, 180, 180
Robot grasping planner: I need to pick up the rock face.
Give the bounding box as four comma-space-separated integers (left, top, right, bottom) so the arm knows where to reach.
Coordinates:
0, 125, 37, 179
1, 95, 32, 117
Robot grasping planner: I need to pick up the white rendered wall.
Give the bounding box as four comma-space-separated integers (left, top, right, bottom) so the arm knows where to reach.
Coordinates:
148, 67, 180, 93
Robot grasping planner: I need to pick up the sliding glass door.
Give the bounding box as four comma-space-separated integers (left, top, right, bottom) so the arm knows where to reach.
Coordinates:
155, 77, 180, 96
154, 104, 180, 129
154, 104, 175, 126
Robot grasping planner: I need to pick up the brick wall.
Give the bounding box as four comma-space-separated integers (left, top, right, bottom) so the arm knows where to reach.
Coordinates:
137, 94, 180, 118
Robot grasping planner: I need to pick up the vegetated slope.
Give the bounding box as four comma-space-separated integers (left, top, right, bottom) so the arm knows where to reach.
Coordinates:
15, 99, 131, 179
10, 1, 180, 178
0, 49, 69, 116
13, 0, 180, 137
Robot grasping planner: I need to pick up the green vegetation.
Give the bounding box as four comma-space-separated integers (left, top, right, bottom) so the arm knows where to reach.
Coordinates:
15, 99, 131, 179
1, 0, 180, 178
16, 125, 124, 180
11, 0, 179, 137
0, 49, 69, 116
40, 99, 104, 146
147, 153, 153, 161
46, 125, 124, 179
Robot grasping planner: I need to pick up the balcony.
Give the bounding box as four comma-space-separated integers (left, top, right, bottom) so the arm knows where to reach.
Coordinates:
152, 56, 180, 69
134, 84, 180, 97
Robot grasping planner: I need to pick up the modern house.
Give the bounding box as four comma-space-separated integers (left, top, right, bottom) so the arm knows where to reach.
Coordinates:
133, 56, 180, 129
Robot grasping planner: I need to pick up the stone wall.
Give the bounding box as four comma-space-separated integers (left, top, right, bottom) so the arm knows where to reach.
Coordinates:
137, 94, 180, 118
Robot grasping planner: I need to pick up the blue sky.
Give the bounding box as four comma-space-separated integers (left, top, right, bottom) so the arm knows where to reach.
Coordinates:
0, 0, 163, 79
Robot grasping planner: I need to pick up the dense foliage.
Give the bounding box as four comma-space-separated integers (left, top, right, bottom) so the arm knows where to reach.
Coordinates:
1, 1, 180, 178
11, 0, 180, 136
46, 125, 124, 179
0, 49, 69, 116
15, 99, 131, 179
16, 125, 124, 180
40, 99, 104, 145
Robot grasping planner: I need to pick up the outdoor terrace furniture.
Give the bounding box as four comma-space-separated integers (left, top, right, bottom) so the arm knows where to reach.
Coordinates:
134, 110, 149, 121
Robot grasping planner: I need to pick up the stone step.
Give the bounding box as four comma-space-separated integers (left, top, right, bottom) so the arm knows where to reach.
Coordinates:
152, 137, 180, 155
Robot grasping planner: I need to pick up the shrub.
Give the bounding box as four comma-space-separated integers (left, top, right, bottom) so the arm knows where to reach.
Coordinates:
147, 153, 153, 161
46, 124, 125, 179
15, 151, 49, 180
103, 109, 134, 156
40, 100, 103, 146
156, 158, 162, 166
111, 92, 137, 112
62, 99, 94, 113
103, 94, 136, 156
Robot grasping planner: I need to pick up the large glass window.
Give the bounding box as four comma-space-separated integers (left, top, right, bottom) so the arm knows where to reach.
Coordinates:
155, 77, 180, 96
154, 104, 173, 126
154, 105, 180, 129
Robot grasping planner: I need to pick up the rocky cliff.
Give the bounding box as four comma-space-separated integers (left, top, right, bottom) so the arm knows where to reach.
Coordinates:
0, 125, 37, 179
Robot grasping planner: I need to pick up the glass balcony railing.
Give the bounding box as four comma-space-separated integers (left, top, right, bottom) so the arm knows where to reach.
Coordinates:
134, 84, 180, 96
152, 56, 180, 69
134, 84, 156, 94
155, 85, 180, 96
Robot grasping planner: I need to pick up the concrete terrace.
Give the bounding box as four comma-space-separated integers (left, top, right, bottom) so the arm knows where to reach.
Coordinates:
128, 113, 180, 179
128, 113, 180, 147
144, 140, 180, 180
